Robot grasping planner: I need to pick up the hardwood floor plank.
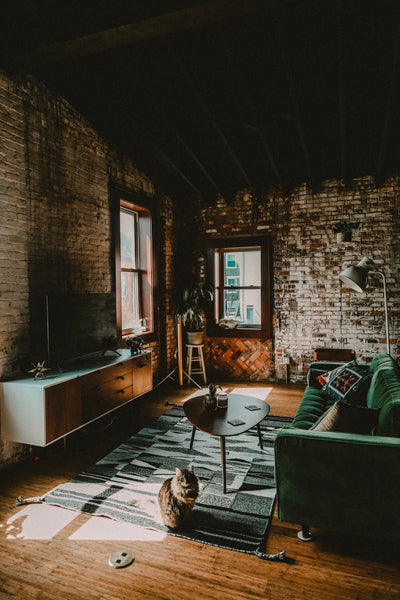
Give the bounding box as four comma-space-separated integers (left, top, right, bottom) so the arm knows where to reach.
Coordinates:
0, 382, 399, 599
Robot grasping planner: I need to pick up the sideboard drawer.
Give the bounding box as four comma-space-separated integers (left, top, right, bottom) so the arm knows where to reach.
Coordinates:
80, 360, 132, 392
80, 360, 133, 422
82, 382, 133, 422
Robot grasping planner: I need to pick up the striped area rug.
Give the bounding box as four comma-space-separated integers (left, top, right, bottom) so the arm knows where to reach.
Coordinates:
44, 403, 292, 559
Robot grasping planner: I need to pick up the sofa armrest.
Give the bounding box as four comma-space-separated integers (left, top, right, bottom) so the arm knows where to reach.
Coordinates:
275, 428, 400, 542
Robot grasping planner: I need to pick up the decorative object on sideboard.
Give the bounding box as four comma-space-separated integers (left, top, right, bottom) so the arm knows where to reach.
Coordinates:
339, 256, 390, 355
332, 220, 359, 243
27, 361, 50, 380
126, 337, 144, 355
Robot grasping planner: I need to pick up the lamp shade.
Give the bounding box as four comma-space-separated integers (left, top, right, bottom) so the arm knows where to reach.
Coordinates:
339, 256, 390, 355
339, 265, 368, 292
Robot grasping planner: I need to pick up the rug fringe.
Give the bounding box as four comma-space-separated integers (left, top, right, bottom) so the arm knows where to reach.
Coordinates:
15, 495, 44, 506
254, 548, 287, 561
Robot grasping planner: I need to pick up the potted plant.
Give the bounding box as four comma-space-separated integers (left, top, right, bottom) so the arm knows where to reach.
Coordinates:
332, 220, 359, 243
177, 282, 213, 345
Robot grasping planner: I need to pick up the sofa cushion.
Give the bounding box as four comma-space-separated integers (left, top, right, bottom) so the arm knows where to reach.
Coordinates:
291, 387, 334, 429
311, 401, 379, 434
320, 361, 371, 405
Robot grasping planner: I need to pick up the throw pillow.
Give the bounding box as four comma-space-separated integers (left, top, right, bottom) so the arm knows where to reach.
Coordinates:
311, 401, 379, 434
320, 361, 371, 406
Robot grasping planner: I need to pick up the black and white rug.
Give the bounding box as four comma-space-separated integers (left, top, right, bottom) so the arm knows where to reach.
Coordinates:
42, 400, 292, 559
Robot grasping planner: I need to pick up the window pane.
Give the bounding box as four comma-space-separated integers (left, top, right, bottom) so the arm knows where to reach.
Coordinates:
120, 210, 137, 269
222, 288, 261, 326
224, 250, 260, 286
121, 271, 140, 331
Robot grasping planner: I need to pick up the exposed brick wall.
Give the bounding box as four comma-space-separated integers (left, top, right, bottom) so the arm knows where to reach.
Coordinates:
0, 70, 179, 469
196, 180, 400, 382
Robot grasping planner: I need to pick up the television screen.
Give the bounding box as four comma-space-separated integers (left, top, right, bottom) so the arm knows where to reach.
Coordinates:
31, 293, 117, 370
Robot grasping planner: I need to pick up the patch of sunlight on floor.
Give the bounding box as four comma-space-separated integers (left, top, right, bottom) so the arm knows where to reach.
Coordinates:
3, 504, 77, 540
231, 387, 272, 400
1, 504, 167, 542
69, 516, 166, 541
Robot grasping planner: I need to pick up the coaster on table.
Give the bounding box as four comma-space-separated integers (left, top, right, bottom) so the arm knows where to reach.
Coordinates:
245, 404, 261, 411
228, 418, 246, 426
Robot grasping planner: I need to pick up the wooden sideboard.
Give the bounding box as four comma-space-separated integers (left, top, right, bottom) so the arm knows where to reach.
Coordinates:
0, 349, 152, 446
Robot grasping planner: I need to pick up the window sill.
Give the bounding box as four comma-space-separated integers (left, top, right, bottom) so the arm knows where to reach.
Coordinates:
121, 331, 157, 345
207, 326, 270, 339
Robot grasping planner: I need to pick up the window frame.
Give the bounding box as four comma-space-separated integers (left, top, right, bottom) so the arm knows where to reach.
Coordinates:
113, 186, 157, 346
206, 236, 272, 339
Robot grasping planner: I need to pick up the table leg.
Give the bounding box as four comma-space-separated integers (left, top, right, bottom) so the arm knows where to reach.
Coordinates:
257, 424, 263, 450
220, 436, 226, 494
190, 426, 196, 449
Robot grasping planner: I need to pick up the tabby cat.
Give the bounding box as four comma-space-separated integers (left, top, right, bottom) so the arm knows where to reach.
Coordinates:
158, 465, 199, 529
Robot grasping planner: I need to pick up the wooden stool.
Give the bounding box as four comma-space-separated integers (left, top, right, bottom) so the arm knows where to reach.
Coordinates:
186, 344, 207, 384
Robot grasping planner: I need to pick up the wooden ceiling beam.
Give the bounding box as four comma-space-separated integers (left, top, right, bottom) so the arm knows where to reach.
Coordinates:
275, 12, 314, 187
152, 144, 203, 198
164, 42, 255, 192
13, 0, 277, 67
217, 29, 282, 185
105, 50, 220, 194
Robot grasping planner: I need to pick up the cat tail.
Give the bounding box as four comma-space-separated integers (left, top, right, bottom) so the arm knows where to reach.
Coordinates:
16, 495, 44, 506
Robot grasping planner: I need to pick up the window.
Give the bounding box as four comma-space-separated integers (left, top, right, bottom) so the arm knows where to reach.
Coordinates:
207, 236, 272, 338
114, 189, 156, 343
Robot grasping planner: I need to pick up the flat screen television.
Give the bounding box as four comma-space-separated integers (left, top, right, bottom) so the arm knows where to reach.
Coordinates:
31, 292, 118, 371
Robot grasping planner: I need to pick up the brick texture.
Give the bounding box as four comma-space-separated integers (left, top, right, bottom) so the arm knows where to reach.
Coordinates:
0, 70, 178, 469
197, 182, 400, 382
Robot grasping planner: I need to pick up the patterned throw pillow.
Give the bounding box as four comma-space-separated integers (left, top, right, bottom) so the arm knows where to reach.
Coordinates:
319, 361, 371, 406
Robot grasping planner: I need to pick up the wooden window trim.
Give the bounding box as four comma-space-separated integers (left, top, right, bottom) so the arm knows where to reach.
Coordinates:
113, 186, 158, 346
206, 236, 272, 339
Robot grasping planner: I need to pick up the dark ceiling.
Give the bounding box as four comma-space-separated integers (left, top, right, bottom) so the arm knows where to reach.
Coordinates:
1, 0, 400, 202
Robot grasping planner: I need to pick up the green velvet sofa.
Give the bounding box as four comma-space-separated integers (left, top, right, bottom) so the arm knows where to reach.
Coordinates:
275, 353, 400, 543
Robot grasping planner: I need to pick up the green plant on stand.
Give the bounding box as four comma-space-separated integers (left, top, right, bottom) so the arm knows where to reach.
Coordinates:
178, 283, 213, 345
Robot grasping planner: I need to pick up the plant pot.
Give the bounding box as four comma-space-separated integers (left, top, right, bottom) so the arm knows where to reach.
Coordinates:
186, 331, 204, 345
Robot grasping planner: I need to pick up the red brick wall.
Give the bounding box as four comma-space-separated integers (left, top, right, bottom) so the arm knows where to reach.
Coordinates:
196, 182, 400, 382
0, 70, 179, 468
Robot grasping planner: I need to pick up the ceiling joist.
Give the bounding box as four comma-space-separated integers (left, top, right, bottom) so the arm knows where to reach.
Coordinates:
13, 0, 276, 67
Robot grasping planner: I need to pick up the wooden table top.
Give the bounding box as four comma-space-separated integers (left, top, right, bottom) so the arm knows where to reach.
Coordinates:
183, 393, 270, 437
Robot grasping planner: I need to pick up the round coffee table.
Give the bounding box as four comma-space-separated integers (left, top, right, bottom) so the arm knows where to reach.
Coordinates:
183, 393, 270, 493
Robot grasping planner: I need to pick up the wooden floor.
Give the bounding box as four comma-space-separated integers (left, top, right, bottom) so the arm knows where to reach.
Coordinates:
0, 382, 399, 600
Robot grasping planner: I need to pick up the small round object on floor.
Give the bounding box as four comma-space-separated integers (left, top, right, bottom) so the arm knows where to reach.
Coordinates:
108, 550, 135, 569
297, 529, 313, 542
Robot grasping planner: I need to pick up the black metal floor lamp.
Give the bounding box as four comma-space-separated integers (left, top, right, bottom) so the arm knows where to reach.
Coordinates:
339, 256, 390, 356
